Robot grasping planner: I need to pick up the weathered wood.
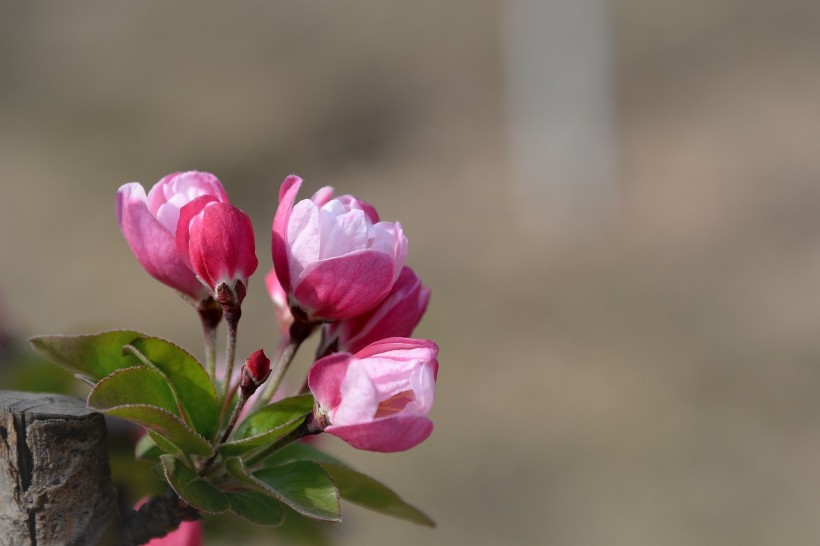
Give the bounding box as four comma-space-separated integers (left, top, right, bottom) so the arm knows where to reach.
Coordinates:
0, 391, 120, 546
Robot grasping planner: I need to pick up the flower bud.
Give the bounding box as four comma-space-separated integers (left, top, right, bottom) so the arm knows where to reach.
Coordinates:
176, 196, 258, 304
271, 175, 408, 321
240, 349, 271, 395
308, 338, 438, 452
115, 171, 229, 302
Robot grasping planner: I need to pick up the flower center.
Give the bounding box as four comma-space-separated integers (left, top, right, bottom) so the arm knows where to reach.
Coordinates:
374, 390, 415, 418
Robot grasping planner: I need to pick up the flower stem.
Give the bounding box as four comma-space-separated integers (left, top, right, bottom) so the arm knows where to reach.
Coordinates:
200, 390, 249, 476
197, 298, 223, 384
218, 305, 241, 427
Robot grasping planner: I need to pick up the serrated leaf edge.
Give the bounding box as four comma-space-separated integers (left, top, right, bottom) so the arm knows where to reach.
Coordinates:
87, 365, 180, 415
29, 330, 143, 377
95, 403, 213, 456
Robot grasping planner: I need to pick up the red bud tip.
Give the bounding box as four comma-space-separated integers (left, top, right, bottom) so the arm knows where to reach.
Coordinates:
246, 349, 270, 382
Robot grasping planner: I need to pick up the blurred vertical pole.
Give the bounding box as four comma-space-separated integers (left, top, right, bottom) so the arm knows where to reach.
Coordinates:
503, 0, 616, 236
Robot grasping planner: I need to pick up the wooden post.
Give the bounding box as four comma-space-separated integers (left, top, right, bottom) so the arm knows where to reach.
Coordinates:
0, 391, 121, 546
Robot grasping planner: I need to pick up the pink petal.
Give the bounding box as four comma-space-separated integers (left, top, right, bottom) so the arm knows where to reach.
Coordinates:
265, 268, 293, 337
333, 359, 380, 425
318, 206, 369, 259
331, 266, 430, 353
355, 337, 439, 361
326, 415, 434, 452
308, 352, 354, 412
311, 186, 335, 207
272, 175, 303, 293
294, 250, 396, 320
336, 194, 380, 223
196, 202, 258, 287
145, 172, 182, 216
147, 171, 229, 231
286, 199, 322, 281
407, 362, 437, 414
116, 184, 207, 300
175, 195, 219, 270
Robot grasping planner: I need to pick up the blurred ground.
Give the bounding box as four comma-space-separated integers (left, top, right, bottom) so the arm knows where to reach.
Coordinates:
2, 1, 820, 545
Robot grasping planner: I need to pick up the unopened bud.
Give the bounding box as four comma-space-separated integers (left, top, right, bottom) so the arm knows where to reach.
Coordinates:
240, 349, 271, 395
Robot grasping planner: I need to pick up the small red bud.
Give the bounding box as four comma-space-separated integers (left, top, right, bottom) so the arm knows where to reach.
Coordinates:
240, 349, 271, 395
246, 349, 270, 382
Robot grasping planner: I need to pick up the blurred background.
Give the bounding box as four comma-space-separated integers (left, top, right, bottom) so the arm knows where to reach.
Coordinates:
2, 1, 820, 544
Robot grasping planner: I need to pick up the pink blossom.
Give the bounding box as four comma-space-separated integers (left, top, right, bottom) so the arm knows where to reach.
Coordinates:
272, 175, 408, 321
176, 196, 258, 300
308, 338, 438, 452
115, 171, 229, 301
327, 266, 430, 354
265, 268, 294, 338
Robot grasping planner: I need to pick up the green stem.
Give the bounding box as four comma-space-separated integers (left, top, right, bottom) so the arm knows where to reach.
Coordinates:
200, 391, 248, 476
220, 307, 240, 409
197, 298, 223, 385
204, 326, 217, 383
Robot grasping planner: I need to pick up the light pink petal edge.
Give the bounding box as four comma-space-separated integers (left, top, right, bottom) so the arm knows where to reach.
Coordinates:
326, 415, 434, 452
272, 175, 303, 293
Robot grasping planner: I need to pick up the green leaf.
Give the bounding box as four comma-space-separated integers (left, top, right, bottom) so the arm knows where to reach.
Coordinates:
260, 445, 435, 527
319, 463, 435, 527
108, 405, 213, 456
135, 434, 163, 462
234, 395, 314, 439
225, 457, 340, 522
88, 366, 212, 456
88, 366, 179, 415
261, 443, 347, 468
161, 455, 229, 514
225, 488, 286, 526
219, 395, 313, 457
148, 431, 184, 457
29, 330, 143, 381
127, 337, 218, 439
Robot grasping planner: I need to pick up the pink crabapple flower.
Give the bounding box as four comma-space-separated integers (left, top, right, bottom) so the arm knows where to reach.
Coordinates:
134, 498, 202, 546
308, 337, 438, 452
176, 195, 258, 303
326, 266, 430, 354
115, 171, 229, 302
265, 268, 294, 339
272, 175, 408, 321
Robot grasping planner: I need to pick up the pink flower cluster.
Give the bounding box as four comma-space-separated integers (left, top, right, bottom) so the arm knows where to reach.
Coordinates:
117, 172, 437, 453
116, 171, 257, 304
